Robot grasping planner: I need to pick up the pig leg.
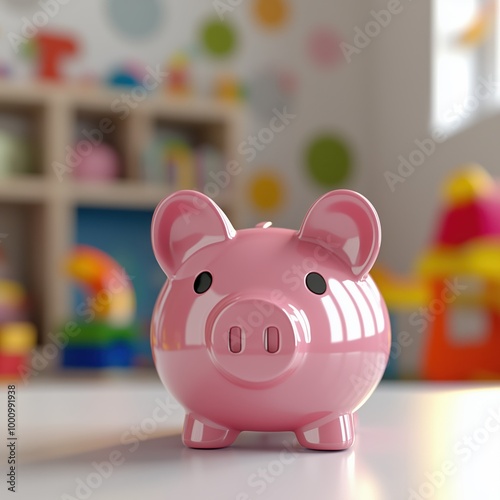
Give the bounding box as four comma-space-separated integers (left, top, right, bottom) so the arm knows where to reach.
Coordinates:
182, 413, 240, 449
294, 413, 355, 451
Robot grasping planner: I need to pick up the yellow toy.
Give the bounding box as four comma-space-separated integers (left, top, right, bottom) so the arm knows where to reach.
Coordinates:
213, 73, 245, 102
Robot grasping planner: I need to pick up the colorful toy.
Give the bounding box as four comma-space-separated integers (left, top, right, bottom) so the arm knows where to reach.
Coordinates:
72, 143, 120, 182
151, 190, 390, 450
142, 133, 196, 189
375, 164, 500, 380
0, 280, 30, 323
62, 322, 136, 368
64, 245, 137, 368
0, 277, 37, 379
213, 73, 245, 102
35, 31, 79, 81
107, 63, 146, 88
166, 52, 191, 96
0, 322, 37, 378
66, 245, 135, 327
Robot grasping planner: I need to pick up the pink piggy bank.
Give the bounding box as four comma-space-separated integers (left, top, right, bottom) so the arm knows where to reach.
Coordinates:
151, 190, 390, 450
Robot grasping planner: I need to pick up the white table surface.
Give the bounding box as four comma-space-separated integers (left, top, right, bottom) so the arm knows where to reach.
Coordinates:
1, 374, 499, 500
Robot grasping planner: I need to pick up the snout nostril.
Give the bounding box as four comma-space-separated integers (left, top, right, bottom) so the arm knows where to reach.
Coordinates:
229, 327, 242, 353
265, 327, 280, 353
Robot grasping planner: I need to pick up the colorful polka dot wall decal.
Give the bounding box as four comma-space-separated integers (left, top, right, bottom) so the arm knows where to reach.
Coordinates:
307, 27, 344, 68
201, 19, 237, 58
305, 135, 352, 187
249, 171, 285, 211
253, 0, 289, 29
107, 0, 163, 40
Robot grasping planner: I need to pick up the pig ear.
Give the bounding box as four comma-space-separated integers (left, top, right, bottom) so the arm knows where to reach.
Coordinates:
298, 190, 381, 279
151, 190, 236, 277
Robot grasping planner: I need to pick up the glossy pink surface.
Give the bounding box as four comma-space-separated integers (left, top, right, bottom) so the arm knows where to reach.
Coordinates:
151, 190, 391, 450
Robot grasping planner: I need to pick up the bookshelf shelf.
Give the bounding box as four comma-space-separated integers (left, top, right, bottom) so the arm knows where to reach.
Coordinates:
69, 181, 173, 209
0, 80, 242, 343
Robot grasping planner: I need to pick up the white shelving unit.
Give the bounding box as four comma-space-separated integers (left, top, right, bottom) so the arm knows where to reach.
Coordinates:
0, 80, 243, 342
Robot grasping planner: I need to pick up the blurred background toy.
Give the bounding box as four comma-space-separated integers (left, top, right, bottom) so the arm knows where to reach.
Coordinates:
63, 245, 137, 368
141, 131, 226, 191
35, 31, 79, 81
0, 321, 36, 378
0, 246, 37, 378
72, 142, 121, 182
107, 62, 146, 88
142, 132, 195, 188
213, 73, 245, 102
166, 52, 191, 96
374, 164, 500, 380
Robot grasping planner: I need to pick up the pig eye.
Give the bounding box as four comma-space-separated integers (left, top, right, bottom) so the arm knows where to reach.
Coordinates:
194, 272, 212, 294
305, 272, 327, 295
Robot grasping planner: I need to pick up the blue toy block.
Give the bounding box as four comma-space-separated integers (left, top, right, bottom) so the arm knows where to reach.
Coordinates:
62, 341, 134, 368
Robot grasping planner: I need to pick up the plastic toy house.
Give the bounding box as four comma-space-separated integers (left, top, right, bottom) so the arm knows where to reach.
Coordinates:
375, 165, 500, 380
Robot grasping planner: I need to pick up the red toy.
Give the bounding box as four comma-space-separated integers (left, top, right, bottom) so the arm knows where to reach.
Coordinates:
36, 32, 78, 80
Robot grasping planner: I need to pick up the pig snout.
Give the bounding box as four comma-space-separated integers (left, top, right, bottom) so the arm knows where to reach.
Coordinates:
206, 297, 304, 386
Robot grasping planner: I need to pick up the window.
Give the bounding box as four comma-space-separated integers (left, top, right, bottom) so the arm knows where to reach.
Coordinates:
432, 0, 499, 131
